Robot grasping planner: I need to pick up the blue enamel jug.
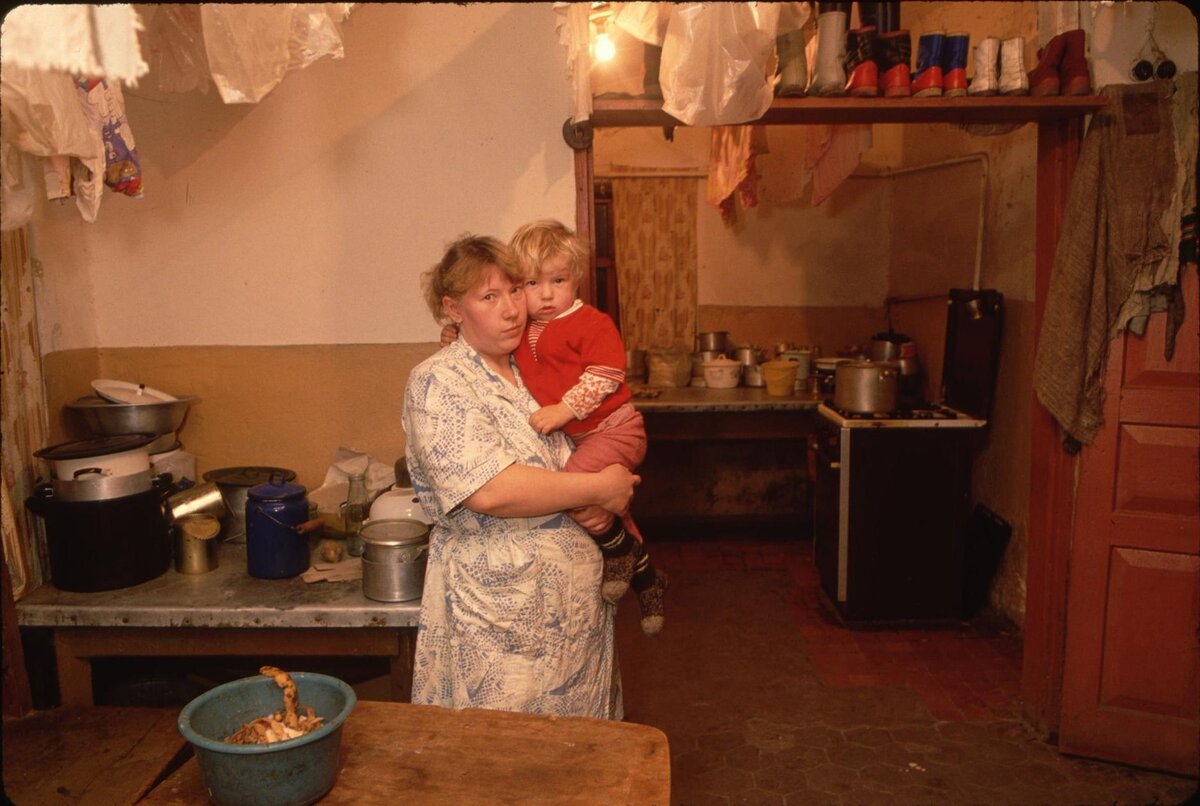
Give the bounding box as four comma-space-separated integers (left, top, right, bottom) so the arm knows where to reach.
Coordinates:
245, 473, 310, 579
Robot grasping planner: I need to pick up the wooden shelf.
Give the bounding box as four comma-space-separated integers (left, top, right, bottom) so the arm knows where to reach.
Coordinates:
590, 95, 1107, 128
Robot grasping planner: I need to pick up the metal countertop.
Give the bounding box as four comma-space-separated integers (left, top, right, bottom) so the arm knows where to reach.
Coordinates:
16, 542, 420, 629
630, 385, 822, 412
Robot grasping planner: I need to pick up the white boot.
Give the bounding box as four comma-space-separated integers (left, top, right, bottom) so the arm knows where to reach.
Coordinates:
998, 37, 1029, 95
968, 37, 1000, 96
811, 9, 848, 97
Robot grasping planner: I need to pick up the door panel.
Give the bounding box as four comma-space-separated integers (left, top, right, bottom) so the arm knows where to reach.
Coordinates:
1060, 265, 1200, 776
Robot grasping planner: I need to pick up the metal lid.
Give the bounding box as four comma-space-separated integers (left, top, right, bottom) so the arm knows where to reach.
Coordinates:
361, 518, 430, 547
34, 434, 157, 461
247, 473, 306, 501
203, 466, 296, 488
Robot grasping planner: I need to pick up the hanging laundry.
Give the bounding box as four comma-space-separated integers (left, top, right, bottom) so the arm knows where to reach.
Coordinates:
707, 125, 768, 222
76, 78, 144, 198
805, 124, 873, 206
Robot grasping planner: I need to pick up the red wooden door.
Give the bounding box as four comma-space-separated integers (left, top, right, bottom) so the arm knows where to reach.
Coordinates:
1059, 265, 1200, 775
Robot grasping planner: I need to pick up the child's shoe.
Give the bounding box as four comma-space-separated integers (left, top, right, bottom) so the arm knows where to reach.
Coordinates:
941, 31, 969, 96
876, 29, 912, 97
845, 26, 879, 97
596, 525, 636, 604
811, 2, 849, 97
911, 31, 945, 97
1027, 31, 1067, 96
967, 37, 1000, 96
1059, 28, 1091, 95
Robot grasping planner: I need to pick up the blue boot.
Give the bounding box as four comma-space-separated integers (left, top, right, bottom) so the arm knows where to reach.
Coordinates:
941, 32, 969, 96
911, 31, 945, 97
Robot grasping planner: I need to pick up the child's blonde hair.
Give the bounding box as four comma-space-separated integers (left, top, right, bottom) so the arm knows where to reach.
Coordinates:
509, 219, 588, 285
421, 234, 522, 324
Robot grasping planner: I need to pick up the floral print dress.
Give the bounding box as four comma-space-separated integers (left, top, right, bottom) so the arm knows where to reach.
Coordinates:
401, 337, 621, 719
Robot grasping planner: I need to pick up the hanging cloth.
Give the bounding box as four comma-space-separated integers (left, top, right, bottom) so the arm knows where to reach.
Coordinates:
707, 125, 768, 222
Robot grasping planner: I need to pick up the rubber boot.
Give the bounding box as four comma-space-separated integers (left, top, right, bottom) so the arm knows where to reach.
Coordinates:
810, 2, 849, 97
967, 36, 1000, 96
1059, 28, 1091, 95
858, 2, 900, 34
845, 26, 879, 97
775, 28, 808, 97
911, 31, 945, 97
876, 29, 911, 97
941, 31, 969, 96
999, 37, 1029, 95
643, 42, 663, 100
1027, 31, 1067, 96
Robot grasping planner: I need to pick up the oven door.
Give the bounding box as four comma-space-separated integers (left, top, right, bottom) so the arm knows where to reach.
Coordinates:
810, 416, 843, 606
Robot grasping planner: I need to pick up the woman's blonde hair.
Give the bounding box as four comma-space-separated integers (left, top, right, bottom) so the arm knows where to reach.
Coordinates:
509, 219, 587, 284
421, 234, 522, 324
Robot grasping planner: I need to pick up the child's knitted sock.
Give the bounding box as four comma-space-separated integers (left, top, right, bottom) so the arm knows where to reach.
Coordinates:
596, 524, 636, 604
631, 546, 668, 636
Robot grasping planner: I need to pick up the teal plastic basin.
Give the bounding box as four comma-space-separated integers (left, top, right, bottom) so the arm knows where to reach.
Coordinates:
178, 672, 357, 806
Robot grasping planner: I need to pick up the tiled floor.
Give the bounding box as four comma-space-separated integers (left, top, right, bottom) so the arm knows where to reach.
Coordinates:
613, 530, 1198, 806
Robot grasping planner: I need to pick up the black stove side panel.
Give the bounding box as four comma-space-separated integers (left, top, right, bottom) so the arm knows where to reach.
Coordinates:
842, 427, 972, 621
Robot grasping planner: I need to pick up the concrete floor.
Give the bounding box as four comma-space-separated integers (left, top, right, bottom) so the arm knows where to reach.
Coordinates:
608, 532, 1198, 806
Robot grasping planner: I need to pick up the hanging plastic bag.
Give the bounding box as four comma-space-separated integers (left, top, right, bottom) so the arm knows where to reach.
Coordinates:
660, 3, 780, 127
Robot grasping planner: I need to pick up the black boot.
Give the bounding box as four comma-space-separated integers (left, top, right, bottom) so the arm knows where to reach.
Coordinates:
845, 26, 879, 97
858, 2, 901, 34
876, 29, 912, 97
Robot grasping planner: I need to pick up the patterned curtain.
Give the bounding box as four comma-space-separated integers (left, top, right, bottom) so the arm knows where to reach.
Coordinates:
1, 227, 48, 598
611, 177, 698, 351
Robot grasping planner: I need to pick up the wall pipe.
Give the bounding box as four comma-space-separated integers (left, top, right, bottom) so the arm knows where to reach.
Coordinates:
851, 152, 990, 292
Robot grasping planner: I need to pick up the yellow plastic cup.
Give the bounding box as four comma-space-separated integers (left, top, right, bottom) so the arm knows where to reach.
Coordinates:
762, 360, 798, 397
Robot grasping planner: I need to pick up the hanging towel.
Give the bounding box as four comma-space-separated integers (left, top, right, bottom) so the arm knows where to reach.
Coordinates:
1034, 75, 1196, 448
707, 125, 768, 222
805, 124, 873, 207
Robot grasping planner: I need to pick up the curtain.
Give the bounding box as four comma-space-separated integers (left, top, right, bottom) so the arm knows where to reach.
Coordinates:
1, 227, 48, 599
611, 177, 698, 351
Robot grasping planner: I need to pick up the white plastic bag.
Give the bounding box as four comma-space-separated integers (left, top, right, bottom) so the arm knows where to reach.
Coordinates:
660, 2, 780, 127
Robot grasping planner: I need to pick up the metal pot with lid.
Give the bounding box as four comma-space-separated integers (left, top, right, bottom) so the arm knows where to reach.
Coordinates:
833, 360, 900, 413
245, 473, 316, 579
360, 518, 429, 602
34, 434, 160, 501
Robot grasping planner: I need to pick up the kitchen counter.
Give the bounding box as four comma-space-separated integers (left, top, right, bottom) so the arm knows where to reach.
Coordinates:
18, 543, 419, 706
631, 384, 822, 413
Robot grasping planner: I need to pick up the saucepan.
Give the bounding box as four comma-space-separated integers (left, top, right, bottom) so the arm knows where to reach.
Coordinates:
834, 360, 899, 413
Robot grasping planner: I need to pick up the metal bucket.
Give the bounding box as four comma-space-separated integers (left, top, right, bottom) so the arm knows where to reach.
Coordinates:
360, 518, 429, 602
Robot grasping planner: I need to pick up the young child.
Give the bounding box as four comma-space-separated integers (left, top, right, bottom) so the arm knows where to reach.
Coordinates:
442, 220, 667, 635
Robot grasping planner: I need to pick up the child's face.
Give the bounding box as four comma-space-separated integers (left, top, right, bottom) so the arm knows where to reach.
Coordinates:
523, 251, 578, 322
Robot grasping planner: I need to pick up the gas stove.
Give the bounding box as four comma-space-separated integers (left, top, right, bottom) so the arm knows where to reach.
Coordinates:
817, 401, 986, 429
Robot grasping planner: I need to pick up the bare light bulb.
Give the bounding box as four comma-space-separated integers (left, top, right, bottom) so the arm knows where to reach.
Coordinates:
594, 30, 616, 63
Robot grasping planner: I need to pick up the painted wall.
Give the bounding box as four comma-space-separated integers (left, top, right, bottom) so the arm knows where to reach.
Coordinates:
30, 4, 576, 485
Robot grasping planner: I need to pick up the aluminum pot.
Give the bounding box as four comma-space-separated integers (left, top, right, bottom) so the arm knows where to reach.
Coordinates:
360, 518, 429, 602
834, 360, 900, 413
35, 434, 157, 481
696, 331, 729, 353
51, 468, 154, 502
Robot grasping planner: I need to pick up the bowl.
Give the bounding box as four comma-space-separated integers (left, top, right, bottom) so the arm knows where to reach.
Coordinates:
67, 395, 197, 436
703, 358, 741, 389
178, 672, 356, 806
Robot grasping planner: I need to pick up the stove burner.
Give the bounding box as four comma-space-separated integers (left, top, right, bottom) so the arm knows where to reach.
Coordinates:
825, 402, 959, 421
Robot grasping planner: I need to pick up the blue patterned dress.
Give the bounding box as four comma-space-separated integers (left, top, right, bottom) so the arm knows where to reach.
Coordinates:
401, 337, 622, 719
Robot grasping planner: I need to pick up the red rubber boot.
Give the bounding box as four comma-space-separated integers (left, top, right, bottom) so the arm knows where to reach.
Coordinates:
1027, 31, 1067, 96
1059, 28, 1091, 95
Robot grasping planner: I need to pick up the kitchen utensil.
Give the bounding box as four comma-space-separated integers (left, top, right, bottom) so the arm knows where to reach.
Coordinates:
762, 360, 798, 397
203, 466, 297, 542
702, 357, 741, 389
68, 395, 197, 436
91, 379, 177, 404
691, 350, 723, 379
731, 346, 762, 366
51, 468, 154, 503
178, 672, 356, 806
174, 513, 221, 574
166, 481, 230, 523
834, 360, 899, 413
360, 518, 430, 602
813, 356, 850, 395
696, 331, 729, 353
35, 434, 157, 481
368, 487, 430, 523
24, 480, 171, 592
743, 364, 764, 387
245, 473, 314, 579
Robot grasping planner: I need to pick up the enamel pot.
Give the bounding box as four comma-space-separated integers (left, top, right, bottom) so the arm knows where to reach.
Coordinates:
245, 474, 315, 579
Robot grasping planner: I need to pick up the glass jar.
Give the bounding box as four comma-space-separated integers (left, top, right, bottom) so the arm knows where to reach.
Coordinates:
342, 472, 369, 557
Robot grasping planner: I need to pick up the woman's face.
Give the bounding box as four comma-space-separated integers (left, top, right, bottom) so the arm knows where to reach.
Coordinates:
444, 264, 527, 365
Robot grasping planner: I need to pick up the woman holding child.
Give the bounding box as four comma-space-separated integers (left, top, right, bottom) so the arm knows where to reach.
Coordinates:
402, 233, 637, 719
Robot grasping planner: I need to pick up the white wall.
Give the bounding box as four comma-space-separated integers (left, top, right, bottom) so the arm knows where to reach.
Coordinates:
29, 4, 576, 352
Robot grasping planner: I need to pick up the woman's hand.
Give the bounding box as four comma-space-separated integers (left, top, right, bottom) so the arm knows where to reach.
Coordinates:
595, 464, 639, 515
569, 505, 614, 534
529, 403, 576, 435
439, 323, 459, 347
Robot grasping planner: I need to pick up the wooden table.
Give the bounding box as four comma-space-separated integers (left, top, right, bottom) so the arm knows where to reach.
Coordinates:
142, 700, 671, 805
16, 543, 420, 706
2, 706, 188, 805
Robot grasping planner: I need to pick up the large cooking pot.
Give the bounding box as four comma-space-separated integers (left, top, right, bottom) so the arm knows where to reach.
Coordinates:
834, 360, 900, 413
25, 478, 171, 591
34, 434, 157, 482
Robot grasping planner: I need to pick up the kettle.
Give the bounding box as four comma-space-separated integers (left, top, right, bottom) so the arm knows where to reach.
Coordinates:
245, 473, 318, 579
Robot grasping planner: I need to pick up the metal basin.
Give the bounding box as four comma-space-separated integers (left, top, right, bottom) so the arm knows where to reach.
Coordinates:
67, 395, 197, 436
